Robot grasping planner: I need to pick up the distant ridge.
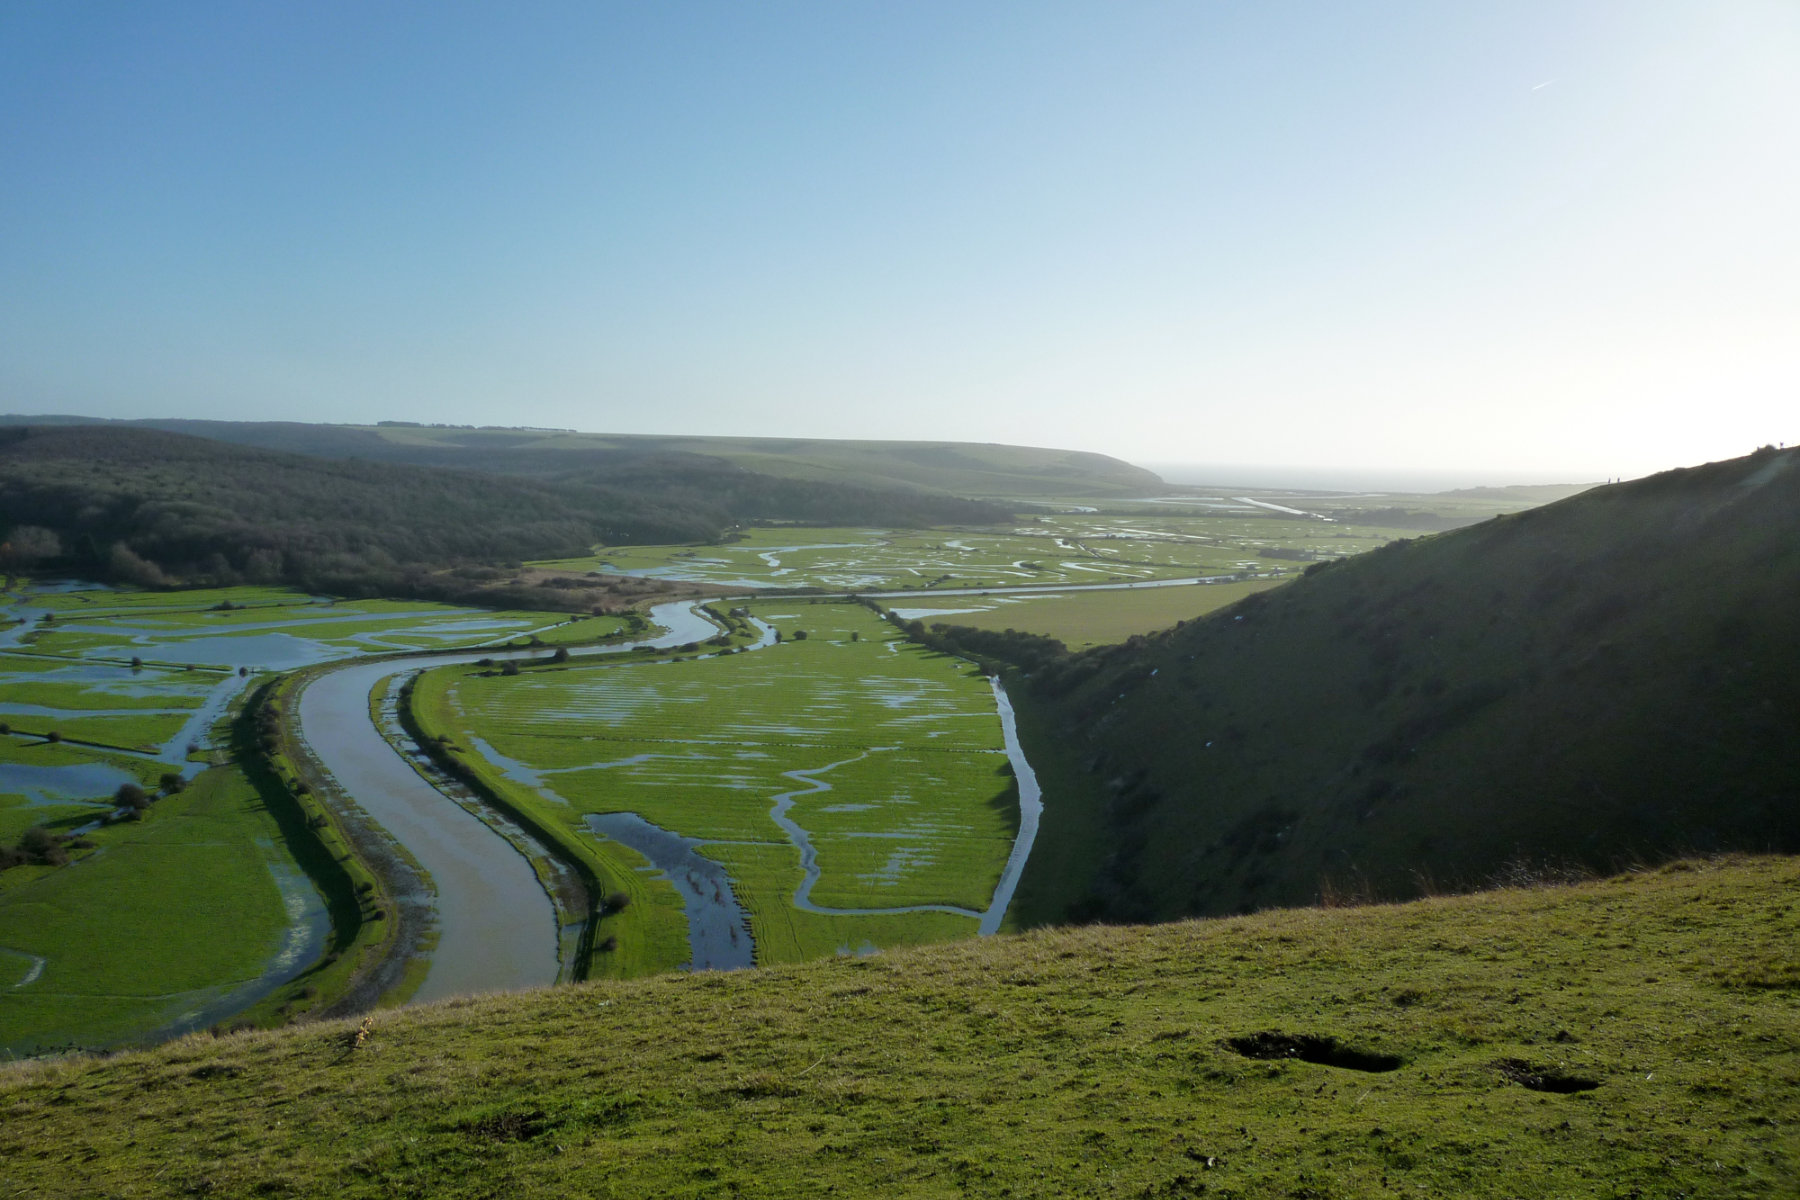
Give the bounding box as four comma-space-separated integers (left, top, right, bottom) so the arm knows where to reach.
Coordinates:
0, 424, 1007, 590
1009, 446, 1800, 924
0, 416, 1164, 499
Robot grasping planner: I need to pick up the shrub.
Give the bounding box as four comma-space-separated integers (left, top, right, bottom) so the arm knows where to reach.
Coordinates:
604, 891, 631, 913
18, 826, 67, 867
115, 783, 150, 809
500, 660, 521, 676
158, 771, 186, 794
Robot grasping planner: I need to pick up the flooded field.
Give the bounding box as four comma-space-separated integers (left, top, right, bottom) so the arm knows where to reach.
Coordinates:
0, 582, 601, 1053
534, 510, 1422, 592
409, 599, 1039, 975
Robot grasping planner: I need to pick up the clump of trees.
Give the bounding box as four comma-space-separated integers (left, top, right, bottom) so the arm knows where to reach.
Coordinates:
0, 826, 69, 870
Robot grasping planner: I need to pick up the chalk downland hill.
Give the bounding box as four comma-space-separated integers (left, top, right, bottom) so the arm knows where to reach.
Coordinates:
1, 856, 1794, 1197
0, 416, 1166, 499
1009, 446, 1800, 926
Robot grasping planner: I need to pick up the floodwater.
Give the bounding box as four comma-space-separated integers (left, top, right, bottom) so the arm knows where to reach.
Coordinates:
585, 812, 753, 971
290, 600, 731, 1001
764, 676, 1043, 934
977, 678, 1044, 935
771, 752, 987, 922
144, 850, 332, 1042
0, 760, 140, 806
572, 669, 1048, 963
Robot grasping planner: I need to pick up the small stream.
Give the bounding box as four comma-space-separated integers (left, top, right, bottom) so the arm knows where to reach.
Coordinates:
578, 672, 1047, 970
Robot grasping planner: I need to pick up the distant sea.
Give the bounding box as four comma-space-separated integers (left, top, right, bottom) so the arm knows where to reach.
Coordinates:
1138, 462, 1593, 495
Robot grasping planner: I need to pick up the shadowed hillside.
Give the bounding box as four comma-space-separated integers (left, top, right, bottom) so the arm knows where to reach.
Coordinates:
1008, 446, 1800, 924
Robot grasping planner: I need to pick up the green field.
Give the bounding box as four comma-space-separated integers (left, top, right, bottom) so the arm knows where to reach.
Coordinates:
886, 578, 1289, 648
3, 855, 1792, 1198
530, 503, 1448, 595
0, 583, 633, 1052
410, 599, 1020, 976
278, 425, 1167, 498
0, 765, 304, 1055
18, 595, 597, 662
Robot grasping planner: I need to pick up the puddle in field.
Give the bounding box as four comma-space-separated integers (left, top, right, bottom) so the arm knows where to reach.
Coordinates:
584, 812, 753, 971
0, 759, 143, 805
146, 849, 331, 1043
769, 753, 984, 923
465, 734, 555, 791
0, 702, 193, 721
82, 631, 343, 670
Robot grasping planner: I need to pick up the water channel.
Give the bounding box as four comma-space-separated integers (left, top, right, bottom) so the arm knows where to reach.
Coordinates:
10, 584, 1053, 1011
292, 601, 725, 1001
296, 599, 1049, 988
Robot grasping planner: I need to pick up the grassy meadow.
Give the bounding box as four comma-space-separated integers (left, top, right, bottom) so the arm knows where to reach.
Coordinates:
409, 599, 1020, 976
2, 855, 1792, 1198
887, 577, 1287, 648
0, 765, 304, 1055
0, 582, 623, 1053
536, 510, 1426, 593
18, 595, 591, 662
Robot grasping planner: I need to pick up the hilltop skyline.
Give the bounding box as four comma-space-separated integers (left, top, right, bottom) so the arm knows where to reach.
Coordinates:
3, 2, 1795, 483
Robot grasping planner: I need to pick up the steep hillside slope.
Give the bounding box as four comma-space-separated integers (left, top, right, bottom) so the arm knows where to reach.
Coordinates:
1010, 447, 1800, 923
2, 856, 1794, 1198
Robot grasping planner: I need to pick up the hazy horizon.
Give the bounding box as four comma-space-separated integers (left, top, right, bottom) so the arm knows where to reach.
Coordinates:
1138, 461, 1601, 494
3, 3, 1795, 481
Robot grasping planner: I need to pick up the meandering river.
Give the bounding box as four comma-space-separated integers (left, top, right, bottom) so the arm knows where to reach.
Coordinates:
294, 600, 1047, 995
291, 601, 722, 1002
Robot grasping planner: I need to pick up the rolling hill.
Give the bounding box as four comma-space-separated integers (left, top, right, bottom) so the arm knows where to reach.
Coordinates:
1007, 445, 1800, 925
1, 416, 1166, 499
2, 855, 1794, 1197
0, 425, 1007, 590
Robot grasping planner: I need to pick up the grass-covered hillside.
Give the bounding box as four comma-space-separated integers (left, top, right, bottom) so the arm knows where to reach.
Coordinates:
2, 856, 1794, 1198
2, 416, 1164, 499
1010, 447, 1800, 925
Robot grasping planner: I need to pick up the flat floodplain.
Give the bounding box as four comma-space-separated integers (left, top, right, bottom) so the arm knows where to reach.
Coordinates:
0, 582, 613, 1053
17, 595, 594, 666
886, 577, 1288, 647
411, 600, 1019, 973
535, 508, 1426, 592
0, 766, 307, 1053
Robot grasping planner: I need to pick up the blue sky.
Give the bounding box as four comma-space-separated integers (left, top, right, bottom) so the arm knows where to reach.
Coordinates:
3, 2, 1795, 482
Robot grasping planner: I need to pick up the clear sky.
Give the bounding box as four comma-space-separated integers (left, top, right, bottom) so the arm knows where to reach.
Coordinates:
3, 2, 1795, 483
